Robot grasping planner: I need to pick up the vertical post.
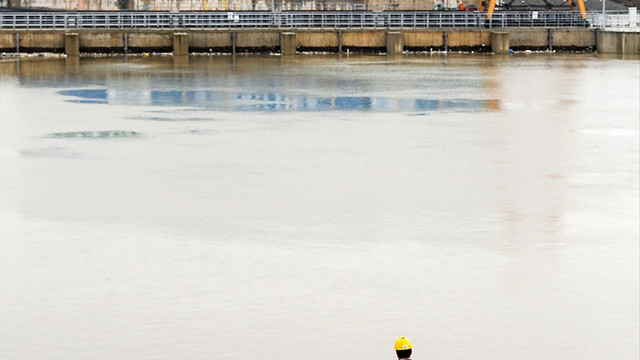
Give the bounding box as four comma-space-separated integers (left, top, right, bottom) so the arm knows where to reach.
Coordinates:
173, 32, 189, 56
15, 33, 19, 53
231, 32, 237, 54
491, 31, 509, 54
629, 7, 637, 27
280, 32, 296, 55
65, 33, 80, 57
602, 0, 606, 28
443, 31, 448, 52
338, 29, 343, 53
123, 33, 128, 54
548, 28, 553, 51
386, 31, 403, 55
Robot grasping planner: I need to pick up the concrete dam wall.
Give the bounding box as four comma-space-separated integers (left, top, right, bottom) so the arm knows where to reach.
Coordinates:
4, 28, 630, 55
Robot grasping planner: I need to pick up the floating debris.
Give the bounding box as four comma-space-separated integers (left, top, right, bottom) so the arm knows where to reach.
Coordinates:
50, 130, 140, 138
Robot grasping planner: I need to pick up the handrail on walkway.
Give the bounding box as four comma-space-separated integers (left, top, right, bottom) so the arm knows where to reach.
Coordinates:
0, 10, 621, 29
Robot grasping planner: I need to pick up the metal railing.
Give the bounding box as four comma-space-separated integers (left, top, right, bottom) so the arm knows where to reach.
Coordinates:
588, 12, 638, 28
0, 10, 615, 29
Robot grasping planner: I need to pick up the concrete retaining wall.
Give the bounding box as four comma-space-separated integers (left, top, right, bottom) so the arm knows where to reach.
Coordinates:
0, 30, 64, 50
597, 29, 640, 54
1, 28, 634, 54
236, 31, 279, 49
191, 31, 232, 48
342, 30, 386, 48
552, 28, 596, 48
296, 31, 339, 48
128, 32, 173, 48
80, 32, 125, 49
447, 30, 490, 48
404, 31, 445, 48
509, 28, 549, 48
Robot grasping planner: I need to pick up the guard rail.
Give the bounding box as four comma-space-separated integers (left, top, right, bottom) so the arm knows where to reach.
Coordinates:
0, 10, 618, 29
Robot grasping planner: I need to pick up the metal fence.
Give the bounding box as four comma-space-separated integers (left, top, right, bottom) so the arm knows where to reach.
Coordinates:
588, 12, 638, 27
0, 10, 623, 29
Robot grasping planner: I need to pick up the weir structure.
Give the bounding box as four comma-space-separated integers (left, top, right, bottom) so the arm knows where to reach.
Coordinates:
0, 10, 638, 55
2, 28, 638, 54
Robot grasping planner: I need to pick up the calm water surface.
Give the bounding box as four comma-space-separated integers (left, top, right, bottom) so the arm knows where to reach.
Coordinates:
1, 53, 638, 360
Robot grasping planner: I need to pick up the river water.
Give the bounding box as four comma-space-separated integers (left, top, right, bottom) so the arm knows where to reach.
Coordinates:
1, 53, 638, 360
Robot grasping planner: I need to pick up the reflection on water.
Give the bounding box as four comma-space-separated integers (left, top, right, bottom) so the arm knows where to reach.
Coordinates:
49, 130, 140, 138
2, 54, 505, 112
58, 87, 490, 112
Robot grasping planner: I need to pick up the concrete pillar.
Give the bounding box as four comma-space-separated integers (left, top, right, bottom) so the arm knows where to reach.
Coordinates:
15, 33, 19, 53
386, 31, 404, 55
173, 32, 189, 56
443, 32, 448, 52
338, 30, 343, 53
280, 32, 296, 55
231, 32, 237, 54
65, 33, 79, 57
491, 32, 510, 54
548, 28, 553, 51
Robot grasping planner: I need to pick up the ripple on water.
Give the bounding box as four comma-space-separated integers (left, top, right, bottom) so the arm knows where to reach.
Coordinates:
20, 147, 79, 158
49, 131, 140, 139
